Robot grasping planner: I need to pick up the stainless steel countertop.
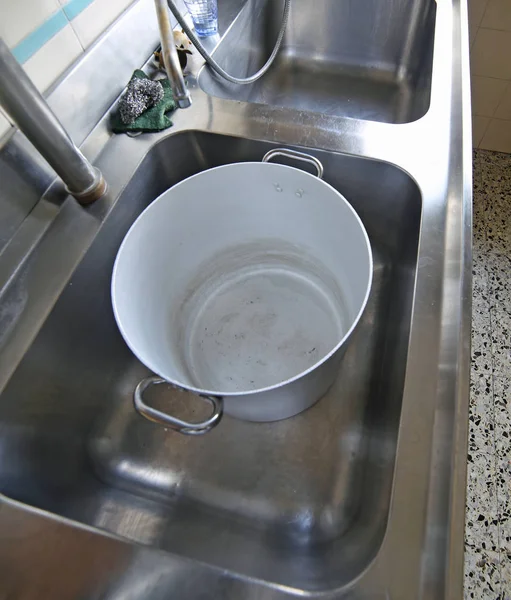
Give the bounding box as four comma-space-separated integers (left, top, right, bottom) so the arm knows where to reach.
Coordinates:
0, 0, 472, 597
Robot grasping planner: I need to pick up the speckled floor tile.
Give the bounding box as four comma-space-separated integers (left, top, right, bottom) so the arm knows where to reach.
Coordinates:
488, 253, 511, 316
474, 169, 490, 255
499, 551, 511, 599
483, 151, 511, 256
472, 197, 488, 256
464, 545, 502, 599
473, 292, 493, 379
468, 149, 511, 599
466, 451, 500, 551
470, 370, 494, 455
497, 457, 511, 557
480, 150, 511, 190
494, 377, 511, 460
474, 258, 489, 295
491, 310, 511, 377
487, 217, 511, 258
471, 287, 494, 454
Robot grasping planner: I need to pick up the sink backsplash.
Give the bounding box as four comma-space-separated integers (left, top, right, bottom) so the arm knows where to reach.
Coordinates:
0, 0, 186, 141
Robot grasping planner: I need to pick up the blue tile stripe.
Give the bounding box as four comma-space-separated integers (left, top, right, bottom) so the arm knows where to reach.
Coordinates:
11, 0, 94, 65
62, 0, 95, 21
12, 10, 68, 64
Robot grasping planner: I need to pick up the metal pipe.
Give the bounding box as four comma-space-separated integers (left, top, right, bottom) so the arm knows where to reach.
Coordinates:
154, 0, 192, 108
0, 38, 106, 205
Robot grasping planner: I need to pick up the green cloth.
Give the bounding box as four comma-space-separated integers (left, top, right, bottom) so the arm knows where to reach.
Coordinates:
111, 70, 176, 134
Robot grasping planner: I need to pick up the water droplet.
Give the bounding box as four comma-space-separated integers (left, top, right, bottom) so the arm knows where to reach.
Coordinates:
295, 189, 304, 198
274, 183, 282, 192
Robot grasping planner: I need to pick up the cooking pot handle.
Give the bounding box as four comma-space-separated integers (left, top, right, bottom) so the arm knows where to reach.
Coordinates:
262, 148, 324, 179
134, 376, 223, 435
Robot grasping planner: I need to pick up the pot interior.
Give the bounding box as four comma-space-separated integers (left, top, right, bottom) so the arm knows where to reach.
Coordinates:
174, 242, 349, 393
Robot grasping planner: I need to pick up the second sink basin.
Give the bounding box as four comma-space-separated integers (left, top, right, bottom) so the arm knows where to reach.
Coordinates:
199, 0, 436, 123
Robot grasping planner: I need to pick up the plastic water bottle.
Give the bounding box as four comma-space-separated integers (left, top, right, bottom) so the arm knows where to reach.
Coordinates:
183, 0, 218, 37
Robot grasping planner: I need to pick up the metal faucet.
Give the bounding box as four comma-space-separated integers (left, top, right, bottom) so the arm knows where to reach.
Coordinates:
154, 0, 192, 108
0, 38, 107, 205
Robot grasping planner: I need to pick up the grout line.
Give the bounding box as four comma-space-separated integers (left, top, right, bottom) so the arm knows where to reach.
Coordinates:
68, 21, 87, 52
493, 81, 511, 122
477, 117, 492, 149
61, 0, 96, 22
479, 0, 490, 27
470, 24, 477, 51
479, 0, 491, 27
472, 76, 511, 82
74, 29, 86, 52
60, 0, 88, 51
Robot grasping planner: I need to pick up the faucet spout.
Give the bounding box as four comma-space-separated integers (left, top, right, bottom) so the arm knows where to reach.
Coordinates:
0, 38, 107, 205
154, 0, 192, 109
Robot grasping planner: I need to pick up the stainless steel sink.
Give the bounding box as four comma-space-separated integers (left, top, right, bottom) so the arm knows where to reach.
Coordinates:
0, 131, 420, 590
0, 0, 471, 597
198, 0, 436, 123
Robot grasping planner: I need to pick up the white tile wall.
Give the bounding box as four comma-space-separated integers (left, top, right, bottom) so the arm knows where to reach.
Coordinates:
470, 0, 511, 152
23, 25, 83, 93
0, 0, 138, 102
70, 0, 136, 49
0, 0, 61, 48
0, 109, 14, 140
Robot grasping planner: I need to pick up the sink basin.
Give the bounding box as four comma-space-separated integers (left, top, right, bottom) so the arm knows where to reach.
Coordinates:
0, 131, 421, 591
198, 0, 436, 123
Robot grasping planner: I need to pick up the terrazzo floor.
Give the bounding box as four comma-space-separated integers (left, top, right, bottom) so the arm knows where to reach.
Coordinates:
466, 149, 511, 599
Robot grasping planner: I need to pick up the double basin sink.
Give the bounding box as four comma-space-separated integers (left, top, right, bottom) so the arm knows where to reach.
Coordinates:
0, 0, 469, 598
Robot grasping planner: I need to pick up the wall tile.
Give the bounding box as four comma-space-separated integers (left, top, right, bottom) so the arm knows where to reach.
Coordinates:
0, 0, 61, 49
23, 25, 83, 93
480, 118, 511, 153
473, 115, 490, 147
472, 76, 508, 117
472, 28, 511, 80
495, 83, 511, 120
481, 0, 511, 32
11, 10, 69, 64
0, 109, 14, 140
70, 0, 135, 49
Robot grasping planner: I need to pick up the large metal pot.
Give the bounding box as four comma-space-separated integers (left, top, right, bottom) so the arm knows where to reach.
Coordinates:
112, 149, 372, 434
